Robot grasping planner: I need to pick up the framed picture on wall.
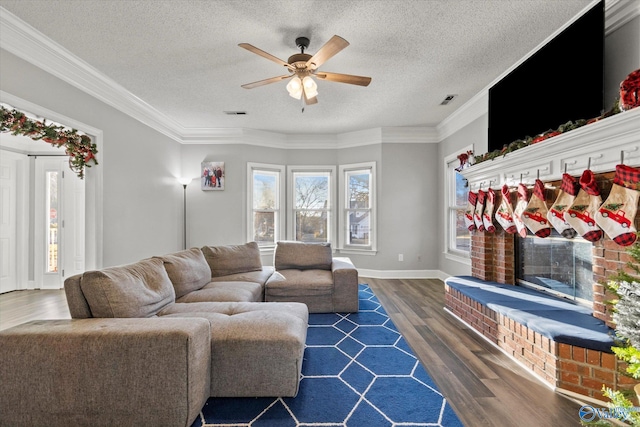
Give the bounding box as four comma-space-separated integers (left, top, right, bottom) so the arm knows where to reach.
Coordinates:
201, 161, 225, 191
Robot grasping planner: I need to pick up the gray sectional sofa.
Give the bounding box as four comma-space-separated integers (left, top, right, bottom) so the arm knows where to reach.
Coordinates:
0, 241, 358, 427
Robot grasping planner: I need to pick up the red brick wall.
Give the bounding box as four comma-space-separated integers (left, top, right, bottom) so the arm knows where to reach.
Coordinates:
445, 284, 637, 402
463, 171, 640, 403
469, 171, 638, 323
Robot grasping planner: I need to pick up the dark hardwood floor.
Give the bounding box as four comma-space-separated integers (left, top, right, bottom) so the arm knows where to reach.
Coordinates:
0, 278, 584, 426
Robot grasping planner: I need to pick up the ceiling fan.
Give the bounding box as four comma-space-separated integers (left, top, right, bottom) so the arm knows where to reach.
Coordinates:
239, 35, 372, 110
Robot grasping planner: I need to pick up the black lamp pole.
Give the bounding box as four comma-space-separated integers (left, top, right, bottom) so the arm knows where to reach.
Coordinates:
182, 183, 188, 249
179, 178, 192, 249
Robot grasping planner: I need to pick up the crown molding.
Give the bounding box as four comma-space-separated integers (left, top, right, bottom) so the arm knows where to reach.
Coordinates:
435, 0, 639, 142
0, 7, 185, 143
381, 127, 439, 144
0, 6, 442, 149
605, 0, 640, 33
459, 107, 640, 190
1, 2, 637, 149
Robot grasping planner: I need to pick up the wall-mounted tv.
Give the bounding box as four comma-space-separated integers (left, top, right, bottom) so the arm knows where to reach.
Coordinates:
488, 0, 604, 152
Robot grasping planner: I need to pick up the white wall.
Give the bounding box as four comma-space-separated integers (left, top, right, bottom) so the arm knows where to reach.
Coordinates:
180, 141, 437, 273
1, 49, 183, 268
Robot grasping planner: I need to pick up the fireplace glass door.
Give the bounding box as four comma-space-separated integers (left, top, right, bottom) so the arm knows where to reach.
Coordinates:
516, 229, 593, 304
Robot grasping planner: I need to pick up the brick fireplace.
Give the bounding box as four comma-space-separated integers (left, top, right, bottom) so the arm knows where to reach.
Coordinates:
468, 170, 639, 328
452, 108, 640, 402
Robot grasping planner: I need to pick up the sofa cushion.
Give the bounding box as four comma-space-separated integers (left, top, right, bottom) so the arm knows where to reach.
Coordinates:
209, 266, 275, 287
80, 258, 175, 318
202, 242, 263, 277
176, 281, 263, 303
265, 269, 334, 297
157, 248, 211, 298
274, 241, 332, 271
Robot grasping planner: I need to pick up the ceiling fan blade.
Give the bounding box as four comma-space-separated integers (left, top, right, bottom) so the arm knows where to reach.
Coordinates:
315, 71, 372, 87
305, 35, 349, 69
238, 43, 294, 70
241, 75, 292, 89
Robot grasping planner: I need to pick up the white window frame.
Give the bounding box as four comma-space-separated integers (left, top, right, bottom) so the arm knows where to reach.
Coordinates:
247, 162, 285, 251
443, 146, 472, 264
287, 165, 336, 244
338, 162, 376, 255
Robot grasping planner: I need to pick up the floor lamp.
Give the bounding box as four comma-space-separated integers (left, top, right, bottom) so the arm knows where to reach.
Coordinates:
178, 177, 192, 249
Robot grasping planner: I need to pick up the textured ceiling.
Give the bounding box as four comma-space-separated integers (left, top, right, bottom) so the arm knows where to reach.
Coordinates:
0, 0, 594, 135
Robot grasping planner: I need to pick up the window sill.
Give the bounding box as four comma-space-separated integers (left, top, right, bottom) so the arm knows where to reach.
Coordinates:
444, 251, 471, 265
337, 248, 378, 256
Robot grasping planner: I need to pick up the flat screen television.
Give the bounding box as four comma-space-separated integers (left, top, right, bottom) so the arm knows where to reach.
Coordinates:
488, 0, 604, 152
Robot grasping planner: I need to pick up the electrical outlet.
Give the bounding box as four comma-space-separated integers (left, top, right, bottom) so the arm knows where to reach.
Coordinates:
398, 254, 404, 262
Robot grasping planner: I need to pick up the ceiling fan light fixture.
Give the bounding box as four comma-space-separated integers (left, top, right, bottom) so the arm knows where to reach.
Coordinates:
302, 76, 318, 98
286, 76, 303, 99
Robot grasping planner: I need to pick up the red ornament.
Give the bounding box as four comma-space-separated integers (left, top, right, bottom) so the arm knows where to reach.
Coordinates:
620, 68, 640, 111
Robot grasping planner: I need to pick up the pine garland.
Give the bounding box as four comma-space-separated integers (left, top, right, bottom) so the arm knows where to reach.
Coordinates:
0, 105, 98, 179
463, 99, 622, 167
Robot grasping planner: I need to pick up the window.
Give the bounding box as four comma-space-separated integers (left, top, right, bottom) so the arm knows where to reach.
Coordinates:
46, 170, 59, 273
248, 163, 285, 248
288, 166, 335, 243
339, 162, 376, 253
444, 148, 471, 259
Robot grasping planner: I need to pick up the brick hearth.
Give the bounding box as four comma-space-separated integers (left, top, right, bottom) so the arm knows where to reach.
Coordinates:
457, 170, 640, 402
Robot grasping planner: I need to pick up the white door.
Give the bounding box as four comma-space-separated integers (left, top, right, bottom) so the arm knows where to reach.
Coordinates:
0, 151, 19, 293
35, 158, 85, 289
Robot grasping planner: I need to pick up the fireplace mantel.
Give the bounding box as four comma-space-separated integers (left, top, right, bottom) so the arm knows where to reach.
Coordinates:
460, 107, 640, 190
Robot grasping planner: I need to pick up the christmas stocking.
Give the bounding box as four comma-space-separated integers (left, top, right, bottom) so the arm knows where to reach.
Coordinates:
513, 183, 529, 238
482, 188, 496, 232
522, 179, 552, 238
495, 185, 517, 234
475, 190, 486, 231
464, 191, 477, 231
547, 173, 579, 239
595, 164, 639, 246
564, 169, 603, 242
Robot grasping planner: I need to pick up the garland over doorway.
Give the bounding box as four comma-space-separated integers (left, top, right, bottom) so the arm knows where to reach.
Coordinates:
0, 104, 98, 179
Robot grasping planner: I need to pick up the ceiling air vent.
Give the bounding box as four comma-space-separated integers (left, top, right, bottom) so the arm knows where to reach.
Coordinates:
224, 111, 247, 115
440, 94, 457, 105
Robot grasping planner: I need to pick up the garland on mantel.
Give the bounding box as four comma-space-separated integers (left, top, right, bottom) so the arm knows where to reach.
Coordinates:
457, 99, 622, 171
458, 68, 640, 171
0, 105, 98, 179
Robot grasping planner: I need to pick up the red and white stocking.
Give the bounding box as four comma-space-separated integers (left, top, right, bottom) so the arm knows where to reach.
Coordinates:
522, 179, 551, 238
547, 173, 579, 239
475, 190, 486, 231
595, 164, 639, 246
495, 185, 517, 234
513, 183, 529, 238
564, 169, 603, 242
482, 188, 496, 232
464, 192, 477, 231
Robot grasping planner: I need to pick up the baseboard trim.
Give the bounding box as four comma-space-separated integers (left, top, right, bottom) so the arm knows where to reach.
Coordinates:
358, 269, 448, 280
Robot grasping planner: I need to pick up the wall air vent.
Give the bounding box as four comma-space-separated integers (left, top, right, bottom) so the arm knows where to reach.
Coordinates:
223, 111, 247, 115
440, 94, 457, 105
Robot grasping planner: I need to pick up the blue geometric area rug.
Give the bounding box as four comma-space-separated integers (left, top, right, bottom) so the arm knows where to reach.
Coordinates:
191, 284, 463, 427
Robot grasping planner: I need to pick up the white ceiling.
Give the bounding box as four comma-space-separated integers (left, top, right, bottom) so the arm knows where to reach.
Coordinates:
0, 0, 595, 136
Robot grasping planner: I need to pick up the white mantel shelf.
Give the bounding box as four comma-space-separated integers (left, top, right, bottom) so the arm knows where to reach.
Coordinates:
460, 107, 640, 190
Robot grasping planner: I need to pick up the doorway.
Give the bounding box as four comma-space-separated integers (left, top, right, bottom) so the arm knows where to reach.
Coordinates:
0, 93, 103, 291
